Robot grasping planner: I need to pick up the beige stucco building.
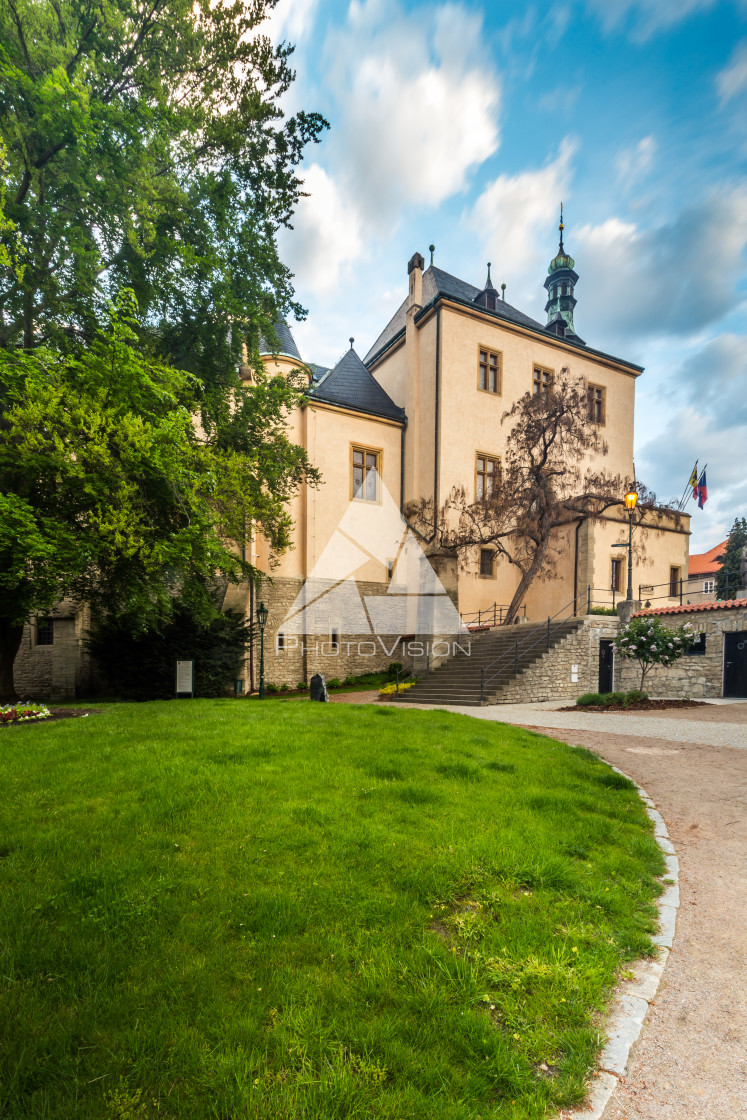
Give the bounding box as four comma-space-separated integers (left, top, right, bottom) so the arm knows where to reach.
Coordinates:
16, 222, 691, 697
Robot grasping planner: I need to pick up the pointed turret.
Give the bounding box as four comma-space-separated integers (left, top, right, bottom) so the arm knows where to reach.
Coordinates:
544, 205, 585, 345
474, 262, 500, 310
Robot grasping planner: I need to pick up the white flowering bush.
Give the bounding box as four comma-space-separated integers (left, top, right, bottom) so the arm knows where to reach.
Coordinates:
615, 617, 696, 690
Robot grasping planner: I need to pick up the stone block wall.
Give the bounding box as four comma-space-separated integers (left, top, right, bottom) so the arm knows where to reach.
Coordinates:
615, 607, 747, 698
13, 603, 95, 701
488, 616, 620, 704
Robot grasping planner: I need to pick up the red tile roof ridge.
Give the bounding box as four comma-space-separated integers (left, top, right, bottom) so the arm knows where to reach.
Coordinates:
633, 598, 747, 617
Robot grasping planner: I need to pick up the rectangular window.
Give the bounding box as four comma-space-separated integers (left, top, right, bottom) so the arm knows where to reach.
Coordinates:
533, 366, 553, 398
476, 453, 500, 501
36, 618, 54, 646
703, 579, 715, 593
478, 347, 501, 394
479, 549, 495, 577
386, 559, 394, 582
330, 627, 339, 651
611, 558, 623, 593
685, 633, 706, 655
351, 446, 380, 502
587, 383, 606, 424
277, 632, 285, 651
669, 567, 681, 598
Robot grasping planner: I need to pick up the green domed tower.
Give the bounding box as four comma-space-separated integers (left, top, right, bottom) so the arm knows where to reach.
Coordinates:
544, 204, 585, 345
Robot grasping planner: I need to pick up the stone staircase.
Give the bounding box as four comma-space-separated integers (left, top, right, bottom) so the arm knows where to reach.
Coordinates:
392, 619, 585, 706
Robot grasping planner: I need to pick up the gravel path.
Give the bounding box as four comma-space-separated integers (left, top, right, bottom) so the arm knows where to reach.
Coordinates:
428, 700, 747, 751
424, 701, 747, 1119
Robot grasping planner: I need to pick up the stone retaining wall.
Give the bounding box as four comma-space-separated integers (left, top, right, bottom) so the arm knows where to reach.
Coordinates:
490, 616, 620, 704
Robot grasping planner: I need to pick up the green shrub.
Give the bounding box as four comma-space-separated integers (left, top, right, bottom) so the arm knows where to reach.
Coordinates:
326, 678, 342, 689
589, 606, 616, 615
266, 682, 279, 695
576, 692, 603, 706
625, 689, 649, 703
602, 692, 628, 706
387, 661, 404, 680
87, 606, 251, 700
280, 683, 289, 692
343, 675, 357, 686
297, 681, 308, 692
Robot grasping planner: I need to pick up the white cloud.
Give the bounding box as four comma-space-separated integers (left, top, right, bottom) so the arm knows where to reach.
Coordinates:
637, 404, 747, 552
586, 0, 716, 38
325, 0, 501, 222
262, 0, 319, 45
615, 135, 657, 185
466, 139, 577, 314
574, 187, 747, 347
278, 163, 362, 296
717, 41, 747, 104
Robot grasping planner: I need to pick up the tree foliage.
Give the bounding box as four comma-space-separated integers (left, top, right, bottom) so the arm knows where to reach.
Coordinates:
0, 0, 326, 400
411, 370, 662, 623
715, 517, 747, 599
87, 606, 251, 699
615, 616, 696, 690
0, 294, 317, 699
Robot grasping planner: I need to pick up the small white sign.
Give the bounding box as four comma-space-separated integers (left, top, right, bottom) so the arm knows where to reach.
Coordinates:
571, 664, 579, 683
176, 660, 194, 694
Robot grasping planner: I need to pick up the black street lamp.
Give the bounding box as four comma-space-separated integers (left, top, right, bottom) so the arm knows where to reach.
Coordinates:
256, 601, 269, 699
623, 490, 638, 601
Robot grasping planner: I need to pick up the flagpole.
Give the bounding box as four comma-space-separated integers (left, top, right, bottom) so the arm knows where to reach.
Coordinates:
679, 460, 698, 511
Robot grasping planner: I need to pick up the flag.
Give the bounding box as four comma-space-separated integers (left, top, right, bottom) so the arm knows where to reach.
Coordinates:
697, 469, 708, 509
688, 464, 699, 499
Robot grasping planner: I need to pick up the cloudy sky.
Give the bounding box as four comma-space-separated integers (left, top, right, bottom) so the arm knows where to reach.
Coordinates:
266, 0, 746, 553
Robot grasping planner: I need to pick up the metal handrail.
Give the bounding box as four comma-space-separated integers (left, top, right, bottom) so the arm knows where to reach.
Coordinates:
638, 571, 743, 606
479, 586, 594, 703
459, 602, 527, 630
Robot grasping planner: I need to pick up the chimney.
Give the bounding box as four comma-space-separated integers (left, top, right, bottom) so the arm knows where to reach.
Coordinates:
407, 251, 424, 310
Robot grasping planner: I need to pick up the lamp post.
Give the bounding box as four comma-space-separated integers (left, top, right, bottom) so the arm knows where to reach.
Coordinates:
256, 601, 268, 699
623, 489, 638, 601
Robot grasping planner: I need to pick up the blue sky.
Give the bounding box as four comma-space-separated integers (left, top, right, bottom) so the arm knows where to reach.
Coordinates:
265, 0, 747, 553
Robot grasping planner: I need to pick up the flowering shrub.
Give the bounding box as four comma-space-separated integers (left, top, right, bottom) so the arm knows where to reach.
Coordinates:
379, 680, 417, 696
0, 702, 51, 725
615, 617, 696, 690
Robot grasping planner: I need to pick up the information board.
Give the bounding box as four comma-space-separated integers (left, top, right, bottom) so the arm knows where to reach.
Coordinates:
176, 660, 194, 696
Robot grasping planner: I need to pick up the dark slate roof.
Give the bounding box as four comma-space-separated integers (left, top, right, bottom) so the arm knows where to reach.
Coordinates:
310, 346, 405, 422
307, 362, 330, 383
363, 264, 642, 372
259, 320, 302, 361
363, 266, 545, 364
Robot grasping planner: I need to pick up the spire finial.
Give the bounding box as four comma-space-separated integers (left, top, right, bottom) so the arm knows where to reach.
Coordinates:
429, 244, 435, 266
486, 261, 493, 287
501, 282, 506, 301
349, 337, 354, 349
558, 202, 564, 251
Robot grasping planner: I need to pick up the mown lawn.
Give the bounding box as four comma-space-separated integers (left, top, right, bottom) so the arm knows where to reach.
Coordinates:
0, 701, 663, 1120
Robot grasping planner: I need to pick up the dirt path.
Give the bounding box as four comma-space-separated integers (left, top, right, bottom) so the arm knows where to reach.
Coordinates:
526, 722, 747, 1119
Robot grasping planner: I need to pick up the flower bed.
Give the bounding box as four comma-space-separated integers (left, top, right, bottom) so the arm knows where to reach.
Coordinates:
0, 702, 51, 725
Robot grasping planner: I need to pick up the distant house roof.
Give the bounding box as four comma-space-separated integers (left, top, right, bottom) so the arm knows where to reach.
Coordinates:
310, 345, 405, 422
633, 598, 747, 618
688, 540, 728, 577
363, 263, 643, 373
259, 320, 302, 362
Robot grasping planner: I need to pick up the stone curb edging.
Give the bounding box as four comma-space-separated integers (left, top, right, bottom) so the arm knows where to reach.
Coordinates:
557, 766, 678, 1120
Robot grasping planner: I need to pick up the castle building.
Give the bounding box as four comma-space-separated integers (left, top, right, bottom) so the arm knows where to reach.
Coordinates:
240, 218, 690, 689
14, 218, 690, 697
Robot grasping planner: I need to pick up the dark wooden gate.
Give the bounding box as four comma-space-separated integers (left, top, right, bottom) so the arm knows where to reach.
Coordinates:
599, 639, 614, 693
724, 632, 747, 698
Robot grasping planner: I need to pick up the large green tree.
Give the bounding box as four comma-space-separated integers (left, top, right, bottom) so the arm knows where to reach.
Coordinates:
0, 294, 316, 699
716, 517, 747, 599
0, 0, 325, 398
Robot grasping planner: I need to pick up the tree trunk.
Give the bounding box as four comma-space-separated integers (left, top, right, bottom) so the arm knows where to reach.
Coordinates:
503, 545, 549, 625
0, 620, 24, 703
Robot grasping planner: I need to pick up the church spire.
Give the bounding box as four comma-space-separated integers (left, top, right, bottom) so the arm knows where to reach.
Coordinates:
543, 205, 585, 345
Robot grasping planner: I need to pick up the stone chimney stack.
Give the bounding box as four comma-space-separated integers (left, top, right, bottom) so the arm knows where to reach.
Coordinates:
407, 251, 424, 311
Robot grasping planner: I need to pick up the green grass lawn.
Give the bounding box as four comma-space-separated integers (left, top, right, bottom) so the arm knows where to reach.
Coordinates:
0, 701, 663, 1120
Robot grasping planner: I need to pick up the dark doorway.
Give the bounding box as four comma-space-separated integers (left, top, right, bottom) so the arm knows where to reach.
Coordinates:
724, 632, 747, 698
599, 639, 614, 693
